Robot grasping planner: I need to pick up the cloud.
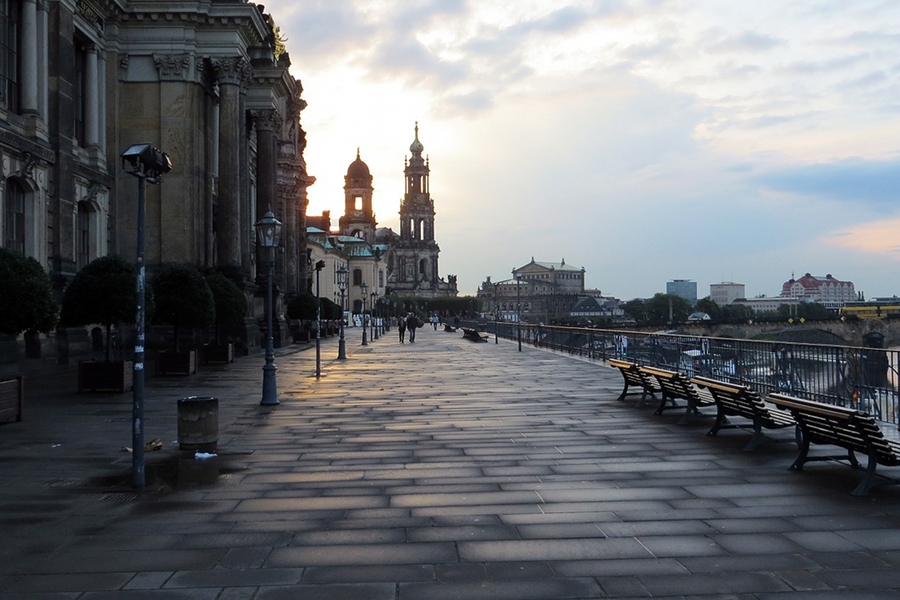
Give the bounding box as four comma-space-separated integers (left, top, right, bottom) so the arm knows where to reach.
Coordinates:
705, 30, 786, 54
757, 159, 900, 207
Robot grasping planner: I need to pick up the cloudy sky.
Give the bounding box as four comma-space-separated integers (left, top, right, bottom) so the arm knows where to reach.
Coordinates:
267, 0, 900, 300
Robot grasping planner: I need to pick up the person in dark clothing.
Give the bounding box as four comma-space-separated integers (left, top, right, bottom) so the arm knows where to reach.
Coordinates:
407, 313, 418, 343
398, 315, 406, 343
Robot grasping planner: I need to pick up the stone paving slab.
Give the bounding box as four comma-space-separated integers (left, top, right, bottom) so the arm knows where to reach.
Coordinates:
4, 326, 900, 597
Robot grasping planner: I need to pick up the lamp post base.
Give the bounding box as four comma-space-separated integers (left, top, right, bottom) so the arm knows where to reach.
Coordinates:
260, 341, 279, 405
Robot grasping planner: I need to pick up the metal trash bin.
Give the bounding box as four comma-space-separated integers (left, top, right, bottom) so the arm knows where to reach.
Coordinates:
177, 396, 218, 452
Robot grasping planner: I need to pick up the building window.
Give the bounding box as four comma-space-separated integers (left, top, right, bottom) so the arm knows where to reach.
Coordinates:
4, 178, 25, 254
353, 268, 362, 286
76, 201, 92, 269
0, 0, 19, 113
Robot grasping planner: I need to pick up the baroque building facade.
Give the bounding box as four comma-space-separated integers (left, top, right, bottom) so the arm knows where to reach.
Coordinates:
1, 0, 312, 355
477, 259, 587, 323
306, 124, 456, 316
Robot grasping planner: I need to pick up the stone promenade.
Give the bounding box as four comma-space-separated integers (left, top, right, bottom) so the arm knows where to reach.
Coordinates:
3, 325, 900, 599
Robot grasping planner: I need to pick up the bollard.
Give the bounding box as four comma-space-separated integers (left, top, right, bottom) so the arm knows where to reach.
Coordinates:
177, 396, 218, 452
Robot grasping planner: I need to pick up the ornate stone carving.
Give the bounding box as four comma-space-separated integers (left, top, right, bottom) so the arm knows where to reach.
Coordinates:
18, 152, 38, 179
212, 57, 250, 87
251, 109, 281, 132
118, 53, 129, 80
154, 54, 192, 82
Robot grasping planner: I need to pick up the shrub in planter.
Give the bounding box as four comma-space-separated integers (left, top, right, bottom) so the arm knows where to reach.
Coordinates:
0, 248, 58, 339
204, 273, 246, 362
286, 293, 320, 341
152, 265, 215, 374
0, 248, 58, 420
60, 255, 145, 392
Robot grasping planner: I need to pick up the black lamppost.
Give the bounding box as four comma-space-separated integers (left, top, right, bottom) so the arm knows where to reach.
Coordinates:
314, 259, 325, 378
255, 209, 283, 406
336, 265, 348, 359
516, 273, 523, 352
121, 143, 171, 490
360, 282, 368, 346
371, 291, 378, 340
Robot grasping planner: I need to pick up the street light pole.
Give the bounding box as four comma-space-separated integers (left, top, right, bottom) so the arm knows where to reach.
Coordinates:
336, 266, 347, 359
314, 259, 325, 378
121, 143, 171, 490
256, 210, 283, 406
516, 273, 522, 352
361, 282, 368, 346
371, 292, 378, 340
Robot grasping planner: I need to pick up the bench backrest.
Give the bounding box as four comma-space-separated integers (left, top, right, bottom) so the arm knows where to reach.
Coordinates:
641, 366, 696, 399
608, 360, 660, 391
692, 376, 771, 420
769, 393, 900, 463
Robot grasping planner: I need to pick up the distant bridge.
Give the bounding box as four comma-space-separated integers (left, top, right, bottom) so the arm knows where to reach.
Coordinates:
652, 318, 900, 349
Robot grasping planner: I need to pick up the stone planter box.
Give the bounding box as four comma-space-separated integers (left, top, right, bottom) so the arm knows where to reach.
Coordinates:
157, 350, 197, 376
204, 343, 234, 364
0, 376, 23, 423
78, 360, 133, 393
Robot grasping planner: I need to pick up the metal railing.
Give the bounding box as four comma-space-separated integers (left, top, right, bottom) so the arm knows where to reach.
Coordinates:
476, 320, 900, 425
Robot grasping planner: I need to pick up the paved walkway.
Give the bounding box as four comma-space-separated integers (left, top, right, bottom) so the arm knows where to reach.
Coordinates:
3, 325, 900, 599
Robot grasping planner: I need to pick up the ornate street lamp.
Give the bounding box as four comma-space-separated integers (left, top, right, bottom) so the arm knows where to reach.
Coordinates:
360, 281, 368, 346
121, 143, 171, 490
336, 265, 348, 359
255, 209, 283, 406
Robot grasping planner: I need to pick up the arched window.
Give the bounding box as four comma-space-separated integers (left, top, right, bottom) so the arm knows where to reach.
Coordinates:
418, 258, 428, 279
352, 268, 362, 286
4, 177, 25, 253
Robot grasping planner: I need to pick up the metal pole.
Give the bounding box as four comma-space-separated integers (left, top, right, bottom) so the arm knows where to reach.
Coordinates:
517, 280, 522, 352
260, 253, 279, 405
362, 297, 368, 346
132, 176, 146, 489
338, 288, 346, 359
315, 266, 321, 378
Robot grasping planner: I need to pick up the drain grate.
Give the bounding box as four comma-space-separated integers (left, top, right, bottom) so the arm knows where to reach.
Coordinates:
101, 493, 139, 502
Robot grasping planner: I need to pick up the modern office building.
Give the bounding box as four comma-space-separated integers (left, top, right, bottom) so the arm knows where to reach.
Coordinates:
710, 282, 746, 306
667, 279, 697, 304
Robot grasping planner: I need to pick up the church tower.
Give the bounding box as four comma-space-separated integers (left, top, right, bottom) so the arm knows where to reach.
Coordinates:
338, 149, 376, 243
394, 123, 442, 291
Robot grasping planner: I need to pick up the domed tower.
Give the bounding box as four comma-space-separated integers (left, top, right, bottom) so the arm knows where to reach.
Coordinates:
339, 149, 377, 243
392, 122, 443, 292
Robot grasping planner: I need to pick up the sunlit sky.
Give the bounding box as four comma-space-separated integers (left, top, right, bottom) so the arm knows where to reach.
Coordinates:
266, 0, 900, 299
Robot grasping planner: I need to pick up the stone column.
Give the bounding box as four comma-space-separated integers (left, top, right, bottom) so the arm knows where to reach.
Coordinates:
212, 57, 248, 276
83, 44, 99, 148
251, 109, 280, 283
20, 0, 38, 115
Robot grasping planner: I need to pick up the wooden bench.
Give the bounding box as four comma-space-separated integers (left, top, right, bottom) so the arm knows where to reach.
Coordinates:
461, 327, 489, 343
769, 393, 900, 496
0, 376, 23, 423
444, 324, 458, 333
607, 359, 660, 406
692, 376, 797, 451
640, 365, 715, 424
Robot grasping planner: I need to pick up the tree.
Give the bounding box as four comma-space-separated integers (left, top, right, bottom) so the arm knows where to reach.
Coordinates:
151, 265, 215, 351
286, 293, 318, 322
622, 298, 649, 323
0, 248, 58, 337
646, 293, 693, 323
694, 297, 721, 320
205, 273, 247, 344
320, 297, 341, 320
60, 255, 140, 360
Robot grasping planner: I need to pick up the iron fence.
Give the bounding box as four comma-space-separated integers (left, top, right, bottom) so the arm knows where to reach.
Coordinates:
475, 320, 900, 425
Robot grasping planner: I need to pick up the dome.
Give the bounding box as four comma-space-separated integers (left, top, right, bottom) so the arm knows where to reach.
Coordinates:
346, 148, 371, 179
409, 122, 424, 154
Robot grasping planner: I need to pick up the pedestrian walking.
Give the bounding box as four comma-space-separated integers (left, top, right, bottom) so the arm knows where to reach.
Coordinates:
431, 314, 438, 330
398, 315, 406, 343
407, 313, 419, 343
